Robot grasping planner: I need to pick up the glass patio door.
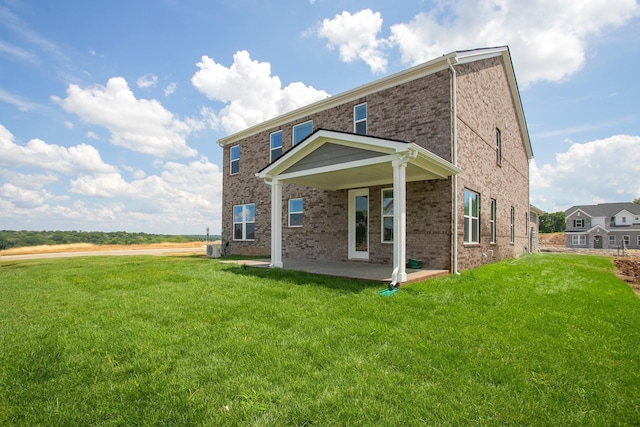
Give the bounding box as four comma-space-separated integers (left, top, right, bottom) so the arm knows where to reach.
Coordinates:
348, 189, 369, 260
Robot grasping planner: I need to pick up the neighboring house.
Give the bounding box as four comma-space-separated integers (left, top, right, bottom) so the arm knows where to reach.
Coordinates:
565, 203, 640, 249
218, 46, 534, 284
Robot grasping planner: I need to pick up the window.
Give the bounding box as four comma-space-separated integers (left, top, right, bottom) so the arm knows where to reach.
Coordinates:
270, 131, 282, 163
573, 219, 584, 228
288, 198, 303, 227
572, 235, 586, 246
464, 189, 480, 244
293, 120, 313, 145
510, 206, 515, 243
490, 199, 497, 243
609, 235, 616, 245
381, 189, 393, 243
230, 145, 240, 175
623, 217, 627, 224
354, 103, 367, 135
233, 204, 255, 240
637, 235, 640, 246
623, 235, 630, 247
495, 128, 502, 165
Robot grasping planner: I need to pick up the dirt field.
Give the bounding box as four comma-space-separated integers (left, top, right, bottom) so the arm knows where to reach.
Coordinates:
0, 241, 217, 256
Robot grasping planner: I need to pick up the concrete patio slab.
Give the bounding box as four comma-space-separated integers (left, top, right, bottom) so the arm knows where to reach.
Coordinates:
219, 258, 449, 284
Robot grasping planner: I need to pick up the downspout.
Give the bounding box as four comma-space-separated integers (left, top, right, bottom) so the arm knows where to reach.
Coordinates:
447, 58, 460, 275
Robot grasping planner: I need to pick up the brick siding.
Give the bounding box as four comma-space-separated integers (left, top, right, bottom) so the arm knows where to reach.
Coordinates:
221, 55, 531, 271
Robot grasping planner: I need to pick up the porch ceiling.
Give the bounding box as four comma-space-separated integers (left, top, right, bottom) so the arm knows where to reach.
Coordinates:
256, 129, 460, 190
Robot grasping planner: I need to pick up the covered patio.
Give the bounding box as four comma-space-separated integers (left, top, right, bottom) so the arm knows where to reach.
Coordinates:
223, 258, 449, 284
256, 129, 460, 286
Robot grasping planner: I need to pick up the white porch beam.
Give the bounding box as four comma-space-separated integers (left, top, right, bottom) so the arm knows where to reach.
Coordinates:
269, 179, 283, 268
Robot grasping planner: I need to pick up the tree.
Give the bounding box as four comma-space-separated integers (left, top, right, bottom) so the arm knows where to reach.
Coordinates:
634, 197, 640, 205
539, 211, 566, 233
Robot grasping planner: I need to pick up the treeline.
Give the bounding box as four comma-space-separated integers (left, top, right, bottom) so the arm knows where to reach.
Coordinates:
538, 211, 565, 233
0, 230, 220, 250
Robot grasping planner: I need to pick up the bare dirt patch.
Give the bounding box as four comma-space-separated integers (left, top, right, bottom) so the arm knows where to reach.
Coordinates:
0, 241, 216, 256
613, 256, 640, 296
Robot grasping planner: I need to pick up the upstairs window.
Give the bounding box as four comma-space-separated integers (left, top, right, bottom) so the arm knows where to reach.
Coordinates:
496, 128, 502, 166
233, 204, 255, 240
270, 131, 283, 163
230, 145, 240, 175
288, 198, 303, 227
464, 189, 480, 244
293, 120, 313, 145
354, 103, 367, 135
574, 219, 584, 228
490, 199, 497, 243
381, 188, 393, 243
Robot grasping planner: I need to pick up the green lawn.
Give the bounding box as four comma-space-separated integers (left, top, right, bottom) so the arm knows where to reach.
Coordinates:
1, 254, 639, 426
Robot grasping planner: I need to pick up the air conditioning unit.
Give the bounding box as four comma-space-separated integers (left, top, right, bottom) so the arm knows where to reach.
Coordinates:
206, 244, 221, 258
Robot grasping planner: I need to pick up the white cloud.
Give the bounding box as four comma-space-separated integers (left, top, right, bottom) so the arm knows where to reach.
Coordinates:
66, 156, 223, 232
164, 82, 177, 96
52, 77, 198, 158
0, 124, 222, 233
86, 131, 98, 139
191, 50, 330, 134
530, 135, 640, 211
64, 121, 73, 129
388, 0, 640, 86
317, 9, 389, 74
0, 123, 118, 174
0, 40, 34, 62
0, 88, 36, 111
137, 73, 158, 88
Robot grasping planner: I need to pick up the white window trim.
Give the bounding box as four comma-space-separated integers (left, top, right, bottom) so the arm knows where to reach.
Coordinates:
609, 235, 616, 245
464, 189, 480, 244
233, 203, 255, 241
623, 235, 630, 246
496, 128, 502, 166
230, 145, 240, 175
292, 120, 313, 146
381, 188, 393, 243
510, 206, 515, 244
354, 103, 367, 135
270, 130, 283, 163
288, 198, 303, 228
572, 235, 586, 246
490, 199, 496, 244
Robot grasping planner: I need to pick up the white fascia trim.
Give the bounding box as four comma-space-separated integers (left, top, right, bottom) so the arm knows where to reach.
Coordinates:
218, 53, 460, 147
273, 153, 400, 182
567, 208, 593, 219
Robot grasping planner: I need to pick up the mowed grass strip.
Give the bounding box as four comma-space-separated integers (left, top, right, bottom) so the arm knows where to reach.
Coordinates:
1, 254, 639, 426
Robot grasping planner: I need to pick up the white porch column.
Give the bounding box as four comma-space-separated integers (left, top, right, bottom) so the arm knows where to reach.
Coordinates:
269, 179, 283, 268
392, 157, 409, 284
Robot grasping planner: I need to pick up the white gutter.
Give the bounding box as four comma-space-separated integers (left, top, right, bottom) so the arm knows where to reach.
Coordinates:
447, 58, 460, 275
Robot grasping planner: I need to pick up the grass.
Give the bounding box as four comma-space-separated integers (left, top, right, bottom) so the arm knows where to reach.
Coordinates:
1, 253, 639, 426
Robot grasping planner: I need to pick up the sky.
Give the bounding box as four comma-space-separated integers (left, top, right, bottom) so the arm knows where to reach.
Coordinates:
1, 0, 639, 235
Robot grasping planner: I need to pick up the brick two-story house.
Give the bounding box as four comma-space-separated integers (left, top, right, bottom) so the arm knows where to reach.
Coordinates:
218, 46, 534, 284
565, 203, 640, 249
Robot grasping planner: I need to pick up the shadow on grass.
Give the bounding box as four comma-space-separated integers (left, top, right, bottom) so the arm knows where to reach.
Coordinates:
222, 262, 384, 294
